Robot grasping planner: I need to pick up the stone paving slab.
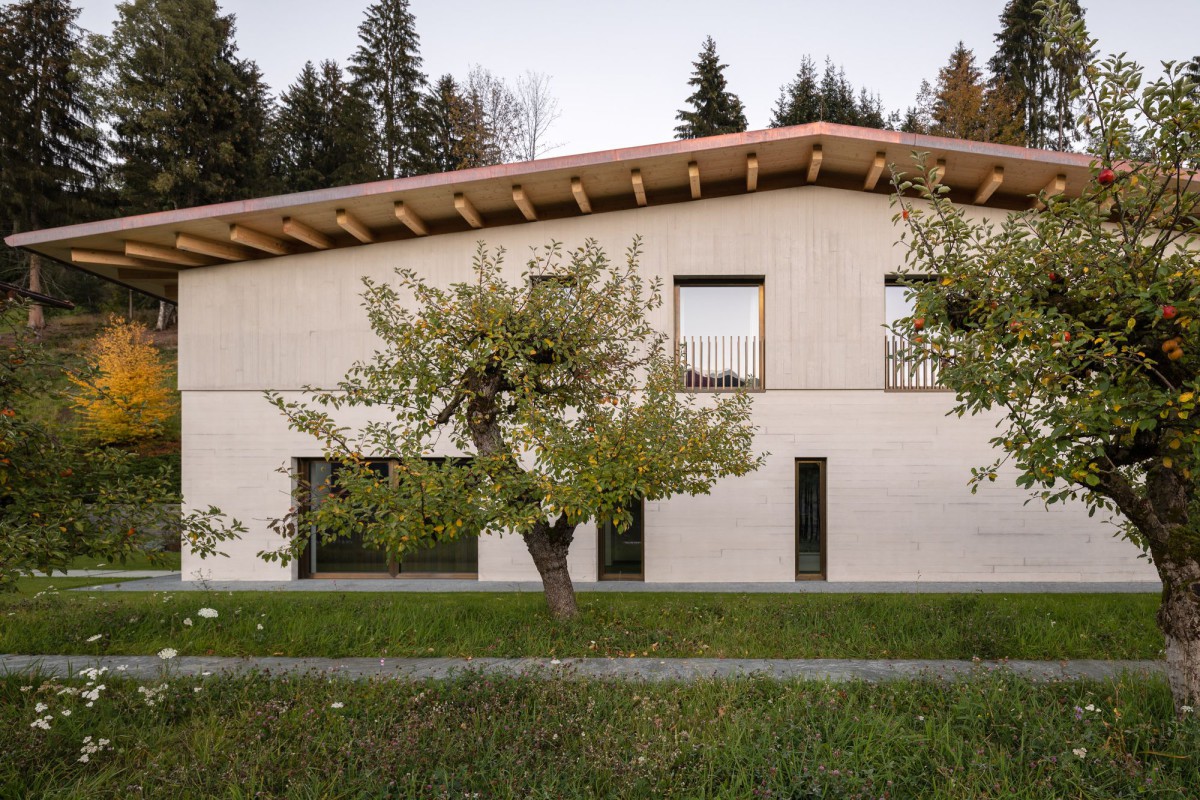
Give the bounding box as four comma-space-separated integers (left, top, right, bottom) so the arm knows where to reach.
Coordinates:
41, 570, 179, 579
0, 654, 1165, 683
79, 574, 1163, 594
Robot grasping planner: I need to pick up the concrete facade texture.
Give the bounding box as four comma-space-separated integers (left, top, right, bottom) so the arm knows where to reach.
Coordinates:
178, 186, 1157, 585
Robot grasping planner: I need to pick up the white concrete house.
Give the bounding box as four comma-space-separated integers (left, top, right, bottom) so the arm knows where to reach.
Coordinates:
7, 123, 1157, 584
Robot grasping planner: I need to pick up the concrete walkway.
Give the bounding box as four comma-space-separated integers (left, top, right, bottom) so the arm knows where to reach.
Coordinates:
44, 570, 179, 580
78, 573, 1163, 594
0, 653, 1164, 683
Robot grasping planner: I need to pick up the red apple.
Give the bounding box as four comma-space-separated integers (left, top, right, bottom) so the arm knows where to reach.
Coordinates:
1097, 168, 1116, 186
1163, 304, 1178, 320
1048, 271, 1061, 283
913, 317, 925, 331
1062, 331, 1071, 342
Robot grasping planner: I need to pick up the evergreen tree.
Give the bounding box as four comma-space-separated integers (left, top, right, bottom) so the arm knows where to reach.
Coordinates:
769, 56, 821, 127
988, 0, 1085, 149
105, 0, 274, 212
0, 0, 102, 328
899, 80, 935, 134
349, 0, 427, 178
674, 36, 747, 139
817, 59, 858, 124
931, 42, 1023, 144
856, 87, 887, 129
274, 60, 379, 192
417, 74, 469, 173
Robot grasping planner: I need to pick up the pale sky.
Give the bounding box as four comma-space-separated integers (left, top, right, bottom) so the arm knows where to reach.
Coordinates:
73, 0, 1200, 157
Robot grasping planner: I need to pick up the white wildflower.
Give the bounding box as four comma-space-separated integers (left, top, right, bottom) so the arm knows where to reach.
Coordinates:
86, 634, 102, 642
30, 716, 52, 730
330, 702, 344, 709
34, 702, 48, 713
60, 709, 71, 717
1073, 747, 1087, 758
201, 671, 212, 677
193, 687, 202, 693
1182, 705, 1194, 714
183, 618, 193, 627
157, 648, 178, 660
78, 754, 89, 763
550, 659, 562, 666
197, 608, 218, 619
256, 624, 263, 631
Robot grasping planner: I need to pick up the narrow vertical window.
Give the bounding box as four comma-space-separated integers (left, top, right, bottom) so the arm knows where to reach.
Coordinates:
795, 459, 826, 579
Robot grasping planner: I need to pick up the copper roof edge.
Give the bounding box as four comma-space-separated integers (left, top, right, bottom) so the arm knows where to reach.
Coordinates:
3, 122, 1097, 249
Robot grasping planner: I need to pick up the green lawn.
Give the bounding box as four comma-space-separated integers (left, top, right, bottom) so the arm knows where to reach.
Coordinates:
0, 590, 1163, 661
3, 670, 1196, 798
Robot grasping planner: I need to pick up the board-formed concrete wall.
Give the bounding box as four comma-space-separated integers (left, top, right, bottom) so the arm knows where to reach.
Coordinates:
178, 185, 1156, 583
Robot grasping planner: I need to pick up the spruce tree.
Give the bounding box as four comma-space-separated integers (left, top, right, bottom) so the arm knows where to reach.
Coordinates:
0, 0, 102, 328
817, 59, 858, 124
349, 0, 428, 178
769, 56, 821, 127
988, 0, 1085, 149
674, 36, 747, 139
105, 0, 274, 212
274, 60, 380, 192
418, 74, 468, 173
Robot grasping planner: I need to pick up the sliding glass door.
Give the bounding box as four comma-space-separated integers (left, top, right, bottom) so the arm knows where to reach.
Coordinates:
303, 459, 478, 578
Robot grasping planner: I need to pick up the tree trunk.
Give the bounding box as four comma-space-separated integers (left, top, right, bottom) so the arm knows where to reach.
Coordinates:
1156, 555, 1200, 714
155, 300, 176, 331
524, 518, 578, 619
26, 254, 45, 330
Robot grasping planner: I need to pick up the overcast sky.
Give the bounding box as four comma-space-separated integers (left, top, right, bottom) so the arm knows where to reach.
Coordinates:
73, 0, 1200, 157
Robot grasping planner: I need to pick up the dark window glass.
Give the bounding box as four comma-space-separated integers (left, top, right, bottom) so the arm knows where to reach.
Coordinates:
600, 500, 643, 579
306, 459, 478, 575
796, 461, 824, 576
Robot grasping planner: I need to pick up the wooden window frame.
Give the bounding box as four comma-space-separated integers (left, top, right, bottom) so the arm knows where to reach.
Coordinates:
883, 275, 952, 393
673, 276, 766, 393
795, 458, 827, 581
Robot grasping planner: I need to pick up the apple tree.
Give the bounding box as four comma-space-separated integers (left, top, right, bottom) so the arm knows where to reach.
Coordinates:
0, 297, 242, 589
261, 238, 764, 619
890, 1, 1200, 712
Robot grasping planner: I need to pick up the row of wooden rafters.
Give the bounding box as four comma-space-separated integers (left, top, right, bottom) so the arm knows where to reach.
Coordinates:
66, 146, 1064, 273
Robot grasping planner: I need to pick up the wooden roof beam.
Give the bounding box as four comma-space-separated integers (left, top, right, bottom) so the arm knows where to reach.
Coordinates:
1033, 173, 1067, 209
455, 193, 484, 228
71, 248, 173, 270
688, 161, 701, 199
393, 201, 429, 236
631, 169, 647, 207
570, 177, 591, 214
930, 158, 947, 187
512, 185, 538, 221
124, 240, 213, 267
230, 224, 293, 255
336, 209, 375, 243
175, 232, 254, 262
806, 144, 823, 183
282, 217, 334, 249
746, 153, 759, 193
863, 152, 886, 191
973, 166, 1004, 205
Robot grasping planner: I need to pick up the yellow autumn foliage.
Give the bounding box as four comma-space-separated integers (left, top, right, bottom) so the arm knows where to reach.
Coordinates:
71, 316, 177, 443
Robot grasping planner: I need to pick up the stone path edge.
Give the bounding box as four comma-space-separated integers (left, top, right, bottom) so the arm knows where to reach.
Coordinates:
1, 654, 1165, 683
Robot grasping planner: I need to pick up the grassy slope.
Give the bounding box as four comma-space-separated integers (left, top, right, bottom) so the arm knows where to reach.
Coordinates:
0, 591, 1163, 660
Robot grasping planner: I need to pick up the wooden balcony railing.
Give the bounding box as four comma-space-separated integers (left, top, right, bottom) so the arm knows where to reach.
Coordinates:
677, 336, 764, 391
884, 334, 949, 392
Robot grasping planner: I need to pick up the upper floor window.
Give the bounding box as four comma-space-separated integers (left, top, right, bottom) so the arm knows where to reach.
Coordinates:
884, 276, 947, 392
675, 278, 764, 391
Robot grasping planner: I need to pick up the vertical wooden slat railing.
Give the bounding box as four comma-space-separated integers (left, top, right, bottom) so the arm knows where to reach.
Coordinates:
884, 334, 948, 391
677, 335, 763, 391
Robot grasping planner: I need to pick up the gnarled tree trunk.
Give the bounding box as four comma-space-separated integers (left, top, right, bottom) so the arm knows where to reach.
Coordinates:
1156, 556, 1200, 713
524, 516, 578, 619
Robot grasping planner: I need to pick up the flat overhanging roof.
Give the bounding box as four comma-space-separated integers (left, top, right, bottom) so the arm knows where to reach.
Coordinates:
4, 122, 1100, 303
